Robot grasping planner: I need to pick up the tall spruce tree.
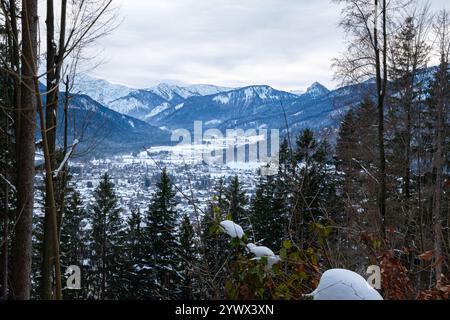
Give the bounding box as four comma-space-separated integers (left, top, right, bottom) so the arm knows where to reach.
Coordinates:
200, 179, 231, 299
142, 168, 180, 299
225, 176, 248, 228
250, 174, 285, 249
89, 173, 126, 299
60, 189, 88, 300
178, 213, 197, 299
122, 207, 144, 299
0, 22, 16, 300
291, 129, 342, 249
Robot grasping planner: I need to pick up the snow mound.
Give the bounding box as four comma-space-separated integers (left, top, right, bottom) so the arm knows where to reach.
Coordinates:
307, 269, 383, 300
247, 243, 275, 257
219, 220, 245, 239
251, 255, 281, 269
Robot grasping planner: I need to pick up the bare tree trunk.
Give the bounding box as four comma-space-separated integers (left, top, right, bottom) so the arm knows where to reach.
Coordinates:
11, 0, 38, 300
57, 6, 69, 236
433, 143, 443, 289
41, 0, 57, 300
1, 0, 13, 300
34, 78, 63, 300
33, 2, 64, 296
374, 0, 387, 237
432, 60, 446, 289
431, 9, 449, 290
42, 0, 68, 299
58, 76, 70, 243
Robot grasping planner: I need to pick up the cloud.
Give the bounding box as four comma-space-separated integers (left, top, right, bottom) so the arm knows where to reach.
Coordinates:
86, 0, 449, 91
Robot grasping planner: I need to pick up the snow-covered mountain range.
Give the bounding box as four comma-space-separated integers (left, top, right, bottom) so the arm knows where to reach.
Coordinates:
72, 74, 356, 133
73, 74, 234, 122
57, 66, 441, 156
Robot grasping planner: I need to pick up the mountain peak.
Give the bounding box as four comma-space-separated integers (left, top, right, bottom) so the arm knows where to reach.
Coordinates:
73, 73, 133, 106
305, 82, 329, 97
149, 83, 233, 100
237, 85, 281, 100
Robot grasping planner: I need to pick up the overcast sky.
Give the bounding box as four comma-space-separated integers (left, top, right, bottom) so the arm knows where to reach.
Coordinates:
86, 0, 449, 91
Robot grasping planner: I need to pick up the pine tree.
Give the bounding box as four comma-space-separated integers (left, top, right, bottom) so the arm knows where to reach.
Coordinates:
199, 178, 243, 299
200, 196, 231, 299
336, 109, 359, 228
278, 137, 292, 174
0, 22, 16, 300
250, 174, 285, 249
291, 129, 342, 249
60, 189, 88, 299
336, 109, 356, 172
225, 176, 248, 228
30, 212, 44, 299
387, 14, 430, 213
89, 173, 126, 299
122, 207, 144, 299
178, 213, 197, 300
142, 168, 180, 299
212, 178, 228, 213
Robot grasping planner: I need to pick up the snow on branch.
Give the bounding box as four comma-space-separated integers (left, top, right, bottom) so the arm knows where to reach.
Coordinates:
53, 139, 79, 178
306, 269, 383, 300
247, 243, 280, 269
246, 243, 275, 257
251, 255, 281, 270
219, 220, 245, 239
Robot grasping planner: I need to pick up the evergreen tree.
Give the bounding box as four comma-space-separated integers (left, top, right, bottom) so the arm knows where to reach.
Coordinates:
0, 19, 16, 301
336, 109, 356, 172
291, 129, 342, 249
89, 173, 126, 299
142, 168, 180, 299
199, 179, 233, 299
250, 174, 285, 249
60, 189, 88, 299
178, 213, 197, 299
122, 207, 144, 299
30, 212, 44, 299
278, 137, 293, 175
212, 178, 228, 213
225, 176, 248, 227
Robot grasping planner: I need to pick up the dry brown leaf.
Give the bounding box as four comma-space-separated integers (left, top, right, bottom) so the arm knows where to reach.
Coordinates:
418, 250, 434, 261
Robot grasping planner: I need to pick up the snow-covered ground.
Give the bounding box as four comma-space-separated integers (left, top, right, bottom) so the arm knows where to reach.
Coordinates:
39, 143, 264, 220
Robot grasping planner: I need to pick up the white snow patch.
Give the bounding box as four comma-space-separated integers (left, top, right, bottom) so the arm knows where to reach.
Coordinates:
146, 102, 170, 119
213, 94, 230, 104
307, 269, 383, 300
246, 243, 275, 257
219, 220, 245, 239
